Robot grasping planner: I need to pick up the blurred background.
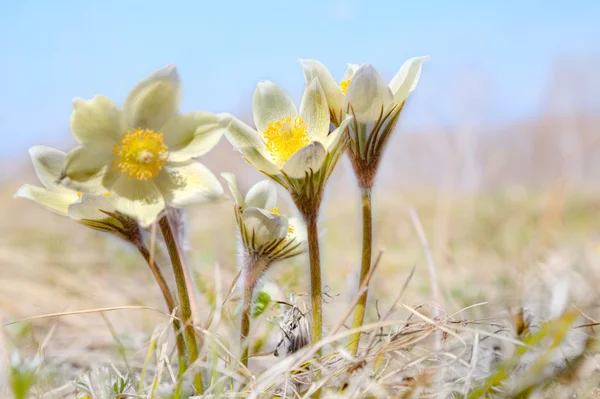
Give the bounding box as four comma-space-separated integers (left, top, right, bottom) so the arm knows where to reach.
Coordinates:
1, 0, 599, 382
1, 0, 599, 187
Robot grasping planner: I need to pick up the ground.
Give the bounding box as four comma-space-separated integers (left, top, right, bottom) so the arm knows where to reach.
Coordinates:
1, 165, 600, 397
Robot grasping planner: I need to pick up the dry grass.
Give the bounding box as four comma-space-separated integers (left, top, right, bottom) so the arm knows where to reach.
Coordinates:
2, 152, 600, 397
1, 84, 600, 395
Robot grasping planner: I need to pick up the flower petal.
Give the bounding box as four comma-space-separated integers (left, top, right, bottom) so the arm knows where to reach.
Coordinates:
238, 146, 281, 175
252, 80, 297, 134
344, 64, 394, 123
123, 65, 182, 131
155, 161, 223, 208
300, 78, 330, 143
163, 112, 230, 162
341, 63, 360, 81
109, 176, 165, 227
324, 115, 353, 152
70, 95, 125, 150
221, 172, 244, 207
224, 116, 267, 154
29, 146, 66, 189
243, 207, 288, 247
68, 194, 115, 221
282, 141, 326, 179
287, 215, 307, 246
14, 184, 77, 217
245, 179, 277, 210
62, 146, 111, 193
388, 56, 429, 105
300, 59, 344, 119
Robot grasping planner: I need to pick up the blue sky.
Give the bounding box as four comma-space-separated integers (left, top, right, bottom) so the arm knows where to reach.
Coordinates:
1, 0, 599, 162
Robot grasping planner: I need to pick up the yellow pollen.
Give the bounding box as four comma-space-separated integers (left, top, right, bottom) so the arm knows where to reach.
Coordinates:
287, 225, 295, 235
270, 207, 280, 216
103, 192, 111, 197
113, 128, 168, 180
77, 192, 82, 198
339, 79, 351, 94
263, 116, 310, 168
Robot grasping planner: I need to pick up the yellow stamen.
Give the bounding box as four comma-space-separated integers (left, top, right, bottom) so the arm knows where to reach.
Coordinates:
113, 128, 168, 180
263, 116, 310, 168
287, 225, 295, 235
339, 79, 351, 94
270, 207, 280, 216
77, 192, 82, 198
103, 192, 111, 197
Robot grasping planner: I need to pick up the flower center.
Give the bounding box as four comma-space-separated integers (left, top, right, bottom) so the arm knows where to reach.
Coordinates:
113, 128, 168, 180
263, 116, 310, 168
339, 79, 351, 94
270, 207, 295, 237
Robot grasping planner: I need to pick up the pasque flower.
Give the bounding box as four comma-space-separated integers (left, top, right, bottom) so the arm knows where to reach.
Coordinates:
224, 78, 351, 184
301, 57, 428, 128
301, 57, 428, 185
60, 65, 228, 227
224, 79, 352, 346
222, 172, 306, 366
15, 144, 189, 366
222, 172, 306, 264
301, 57, 428, 355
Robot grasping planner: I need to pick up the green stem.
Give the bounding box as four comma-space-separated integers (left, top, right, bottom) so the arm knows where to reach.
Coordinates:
240, 283, 252, 368
136, 243, 187, 366
159, 216, 203, 394
348, 187, 372, 355
305, 212, 323, 351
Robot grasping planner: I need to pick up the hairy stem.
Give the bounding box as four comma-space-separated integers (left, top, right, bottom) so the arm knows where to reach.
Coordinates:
348, 187, 373, 355
166, 209, 201, 326
136, 243, 187, 365
240, 256, 269, 367
305, 212, 323, 350
159, 216, 203, 394
240, 283, 252, 368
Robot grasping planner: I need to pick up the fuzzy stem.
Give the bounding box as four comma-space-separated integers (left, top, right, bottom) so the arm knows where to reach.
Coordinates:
136, 243, 187, 365
304, 211, 323, 351
165, 208, 200, 325
348, 187, 373, 355
159, 216, 203, 394
240, 256, 269, 367
240, 282, 252, 368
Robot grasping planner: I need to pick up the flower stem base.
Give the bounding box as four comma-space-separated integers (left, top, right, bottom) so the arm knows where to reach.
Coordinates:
159, 215, 203, 394
305, 212, 323, 348
348, 187, 372, 355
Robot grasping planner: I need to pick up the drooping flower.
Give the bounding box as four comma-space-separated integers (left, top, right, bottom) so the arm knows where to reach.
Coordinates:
221, 172, 306, 264
301, 57, 428, 188
224, 79, 352, 183
14, 146, 139, 239
60, 65, 228, 227
222, 172, 308, 366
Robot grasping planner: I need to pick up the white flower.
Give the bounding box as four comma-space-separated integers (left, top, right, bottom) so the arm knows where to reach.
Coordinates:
301, 57, 429, 188
224, 79, 352, 180
300, 57, 429, 126
221, 173, 306, 257
61, 65, 228, 227
14, 146, 121, 227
